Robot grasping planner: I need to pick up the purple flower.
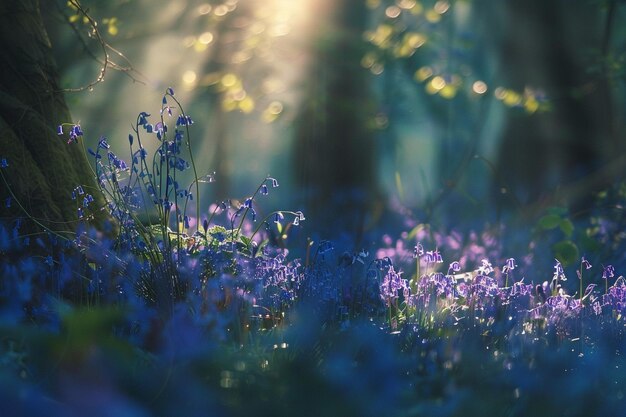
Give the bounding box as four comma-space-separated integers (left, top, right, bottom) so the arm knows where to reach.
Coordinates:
448, 261, 461, 275
425, 249, 443, 264
503, 257, 516, 273
592, 301, 602, 315
57, 125, 64, 135
553, 259, 566, 281
581, 256, 592, 270
414, 242, 424, 258
603, 265, 615, 280
98, 136, 110, 149
261, 184, 269, 195
293, 211, 305, 226
273, 212, 284, 223
380, 266, 408, 302
477, 259, 493, 275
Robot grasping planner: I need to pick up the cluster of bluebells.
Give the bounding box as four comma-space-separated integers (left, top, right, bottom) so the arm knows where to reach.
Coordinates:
370, 244, 626, 337
57, 123, 83, 144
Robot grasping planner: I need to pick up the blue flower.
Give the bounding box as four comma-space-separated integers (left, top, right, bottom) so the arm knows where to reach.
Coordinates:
98, 136, 110, 149
414, 243, 424, 258
603, 265, 615, 280
425, 250, 442, 264
448, 261, 461, 275
0, 158, 7, 168
503, 257, 516, 273
477, 258, 493, 275
268, 177, 279, 187
138, 112, 150, 126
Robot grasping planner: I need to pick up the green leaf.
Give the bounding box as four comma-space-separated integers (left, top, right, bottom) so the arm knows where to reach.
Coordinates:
553, 240, 579, 267
537, 214, 561, 230
559, 218, 574, 237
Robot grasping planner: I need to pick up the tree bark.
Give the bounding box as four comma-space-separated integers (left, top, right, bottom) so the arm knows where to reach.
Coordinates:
0, 0, 101, 232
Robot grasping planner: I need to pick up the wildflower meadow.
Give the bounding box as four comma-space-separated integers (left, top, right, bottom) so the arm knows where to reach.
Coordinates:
2, 1, 626, 416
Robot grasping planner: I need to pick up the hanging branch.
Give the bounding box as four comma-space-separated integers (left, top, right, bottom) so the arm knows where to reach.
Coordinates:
57, 0, 146, 92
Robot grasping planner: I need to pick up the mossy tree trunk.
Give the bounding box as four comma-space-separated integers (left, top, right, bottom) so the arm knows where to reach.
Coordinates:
0, 1, 102, 233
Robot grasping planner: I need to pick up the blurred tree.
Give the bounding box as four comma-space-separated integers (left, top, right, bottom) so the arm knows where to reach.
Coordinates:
292, 0, 380, 236
488, 0, 625, 213
0, 0, 103, 232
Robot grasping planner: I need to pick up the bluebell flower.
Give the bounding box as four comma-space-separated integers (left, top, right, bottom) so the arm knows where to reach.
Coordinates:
503, 257, 516, 272
425, 250, 442, 264
477, 258, 493, 275
273, 212, 284, 223
138, 112, 150, 126
5, 197, 11, 208
554, 259, 566, 281
581, 256, 592, 270
66, 124, 84, 143
57, 125, 64, 135
268, 177, 279, 187
261, 184, 268, 195
244, 198, 253, 208
167, 87, 175, 96
0, 158, 7, 168
414, 242, 424, 258
448, 261, 461, 275
98, 136, 110, 149
603, 265, 615, 280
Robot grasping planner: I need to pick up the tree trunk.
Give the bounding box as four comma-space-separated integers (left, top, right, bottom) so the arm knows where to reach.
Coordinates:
0, 0, 101, 233
292, 0, 379, 236
490, 0, 622, 212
